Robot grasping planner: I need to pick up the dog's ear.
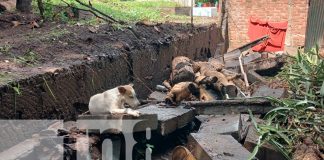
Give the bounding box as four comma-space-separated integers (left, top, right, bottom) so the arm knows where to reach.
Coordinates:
128, 83, 134, 87
118, 86, 127, 94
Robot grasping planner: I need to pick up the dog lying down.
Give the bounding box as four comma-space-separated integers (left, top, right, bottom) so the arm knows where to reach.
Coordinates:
89, 84, 141, 117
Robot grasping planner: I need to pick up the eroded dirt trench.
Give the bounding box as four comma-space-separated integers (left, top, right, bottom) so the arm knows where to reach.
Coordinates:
0, 21, 222, 120
0, 18, 291, 159
0, 21, 228, 159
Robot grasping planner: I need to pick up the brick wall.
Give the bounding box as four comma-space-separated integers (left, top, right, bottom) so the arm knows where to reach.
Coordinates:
227, 0, 309, 53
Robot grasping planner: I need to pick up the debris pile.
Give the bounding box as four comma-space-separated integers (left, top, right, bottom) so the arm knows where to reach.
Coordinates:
154, 53, 285, 105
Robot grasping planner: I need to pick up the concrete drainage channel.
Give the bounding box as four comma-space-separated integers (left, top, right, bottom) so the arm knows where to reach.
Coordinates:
0, 24, 284, 160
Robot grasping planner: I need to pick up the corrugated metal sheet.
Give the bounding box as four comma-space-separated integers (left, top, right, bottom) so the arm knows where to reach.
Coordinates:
305, 0, 324, 50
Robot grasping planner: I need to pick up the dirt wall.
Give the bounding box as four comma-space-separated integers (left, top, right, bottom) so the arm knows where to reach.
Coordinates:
0, 25, 222, 120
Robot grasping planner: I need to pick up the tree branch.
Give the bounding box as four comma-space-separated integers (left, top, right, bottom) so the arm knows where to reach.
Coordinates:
60, 0, 116, 23
73, 0, 122, 24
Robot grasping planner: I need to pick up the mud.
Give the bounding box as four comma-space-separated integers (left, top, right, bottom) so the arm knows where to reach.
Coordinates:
0, 15, 223, 119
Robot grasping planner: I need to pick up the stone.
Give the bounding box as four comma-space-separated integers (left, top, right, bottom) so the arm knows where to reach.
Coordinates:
243, 127, 286, 160
198, 114, 249, 140
187, 133, 251, 160
247, 70, 267, 84
243, 53, 262, 64
252, 85, 287, 98
137, 104, 195, 136
148, 91, 167, 101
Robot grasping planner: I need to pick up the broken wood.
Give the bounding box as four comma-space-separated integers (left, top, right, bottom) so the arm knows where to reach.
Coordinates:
162, 80, 172, 90
239, 53, 250, 88
171, 56, 195, 84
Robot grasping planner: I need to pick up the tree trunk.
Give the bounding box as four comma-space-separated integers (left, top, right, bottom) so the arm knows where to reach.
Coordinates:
16, 0, 32, 13
37, 0, 44, 19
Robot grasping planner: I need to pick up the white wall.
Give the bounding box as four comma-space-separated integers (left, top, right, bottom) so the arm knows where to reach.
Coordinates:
173, 0, 195, 7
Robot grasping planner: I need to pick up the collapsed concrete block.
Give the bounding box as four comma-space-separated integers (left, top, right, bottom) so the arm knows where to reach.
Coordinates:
148, 91, 167, 101
0, 138, 40, 160
78, 113, 158, 134
197, 114, 249, 140
184, 98, 273, 115
243, 53, 262, 64
137, 104, 195, 136
247, 70, 267, 84
244, 126, 286, 160
252, 85, 287, 98
187, 133, 251, 160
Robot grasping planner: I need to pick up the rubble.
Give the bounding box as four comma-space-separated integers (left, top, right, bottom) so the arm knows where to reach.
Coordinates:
197, 114, 249, 139
78, 113, 158, 133
183, 98, 273, 115
247, 70, 267, 84
137, 104, 195, 136
244, 126, 286, 160
252, 85, 288, 98
187, 133, 251, 160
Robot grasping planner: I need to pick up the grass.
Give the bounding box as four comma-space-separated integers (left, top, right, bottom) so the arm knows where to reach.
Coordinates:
42, 27, 70, 40
248, 46, 324, 160
42, 0, 187, 23
0, 44, 12, 55
14, 51, 41, 66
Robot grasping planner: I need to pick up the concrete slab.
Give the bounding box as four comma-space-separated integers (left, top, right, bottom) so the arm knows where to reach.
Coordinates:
148, 91, 167, 101
198, 114, 249, 140
0, 138, 39, 160
244, 127, 285, 160
243, 53, 262, 64
78, 113, 158, 134
247, 70, 267, 84
187, 133, 251, 160
184, 98, 273, 115
252, 85, 287, 98
137, 104, 195, 136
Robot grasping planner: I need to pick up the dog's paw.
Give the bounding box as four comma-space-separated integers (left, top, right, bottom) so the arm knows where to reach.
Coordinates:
130, 110, 140, 117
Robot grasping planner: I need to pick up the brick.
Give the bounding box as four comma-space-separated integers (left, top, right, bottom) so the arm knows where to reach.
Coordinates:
227, 0, 308, 50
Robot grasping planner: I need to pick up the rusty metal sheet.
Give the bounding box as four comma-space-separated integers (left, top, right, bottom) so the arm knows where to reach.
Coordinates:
305, 0, 324, 50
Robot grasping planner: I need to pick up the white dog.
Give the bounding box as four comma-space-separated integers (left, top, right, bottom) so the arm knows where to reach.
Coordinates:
89, 84, 141, 117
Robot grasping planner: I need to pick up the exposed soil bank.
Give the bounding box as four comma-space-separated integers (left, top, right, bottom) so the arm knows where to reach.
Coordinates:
0, 23, 223, 119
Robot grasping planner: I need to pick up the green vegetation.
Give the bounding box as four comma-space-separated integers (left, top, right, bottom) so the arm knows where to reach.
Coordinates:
37, 0, 185, 23
0, 73, 14, 85
249, 46, 324, 159
0, 44, 12, 55
15, 51, 41, 66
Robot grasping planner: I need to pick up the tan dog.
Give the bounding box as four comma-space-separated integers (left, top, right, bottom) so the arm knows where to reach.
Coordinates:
88, 84, 140, 117
165, 82, 199, 104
